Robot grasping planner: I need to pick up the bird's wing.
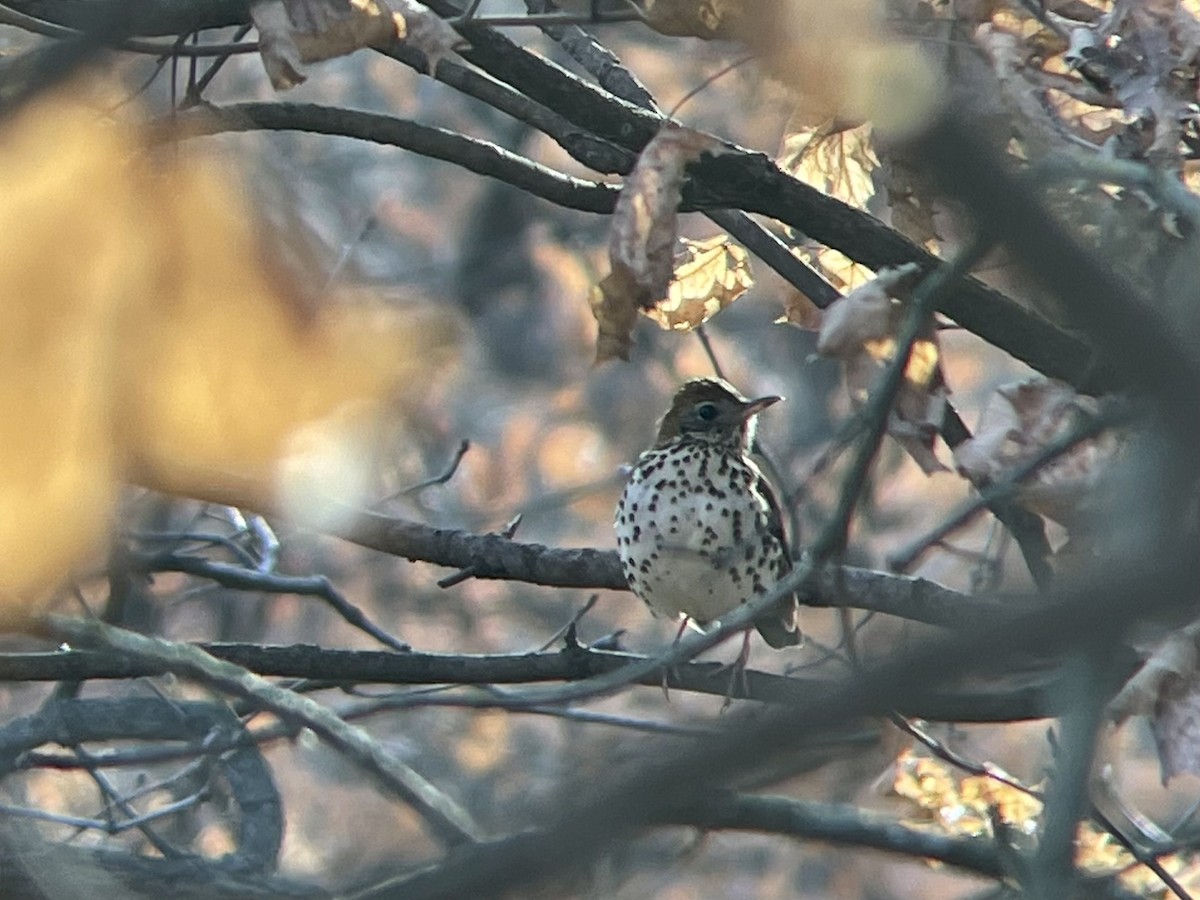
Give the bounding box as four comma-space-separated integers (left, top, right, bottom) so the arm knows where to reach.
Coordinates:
750, 459, 802, 648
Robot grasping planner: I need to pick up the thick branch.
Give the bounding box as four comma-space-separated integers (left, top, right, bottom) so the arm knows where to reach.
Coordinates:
339, 509, 1018, 630
0, 0, 252, 35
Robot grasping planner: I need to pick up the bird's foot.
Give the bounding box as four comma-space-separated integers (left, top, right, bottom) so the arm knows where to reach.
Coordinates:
714, 629, 753, 711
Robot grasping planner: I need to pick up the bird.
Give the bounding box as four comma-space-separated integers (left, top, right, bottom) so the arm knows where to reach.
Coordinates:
615, 377, 802, 657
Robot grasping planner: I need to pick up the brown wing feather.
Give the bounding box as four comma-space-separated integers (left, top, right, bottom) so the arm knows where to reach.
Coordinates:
752, 464, 802, 648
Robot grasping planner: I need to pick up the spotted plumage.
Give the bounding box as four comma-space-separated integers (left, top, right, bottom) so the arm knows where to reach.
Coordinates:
615, 378, 801, 648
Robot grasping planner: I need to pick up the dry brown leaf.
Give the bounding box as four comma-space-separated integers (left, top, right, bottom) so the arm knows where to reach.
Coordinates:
590, 124, 725, 362
393, 0, 468, 72
1110, 624, 1200, 725
817, 264, 948, 474
876, 152, 943, 250
953, 379, 1118, 528
1108, 624, 1200, 784
588, 268, 642, 364
642, 235, 752, 332
251, 0, 461, 89
1110, 624, 1200, 786
0, 86, 455, 622
777, 289, 823, 331
252, 0, 404, 89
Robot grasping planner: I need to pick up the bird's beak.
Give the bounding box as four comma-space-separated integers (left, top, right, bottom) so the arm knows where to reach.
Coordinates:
739, 395, 782, 420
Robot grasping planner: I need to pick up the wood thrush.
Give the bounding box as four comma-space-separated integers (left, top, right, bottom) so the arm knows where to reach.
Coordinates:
615, 378, 802, 649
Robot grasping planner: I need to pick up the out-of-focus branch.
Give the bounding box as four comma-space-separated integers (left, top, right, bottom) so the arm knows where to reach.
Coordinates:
658, 793, 1005, 879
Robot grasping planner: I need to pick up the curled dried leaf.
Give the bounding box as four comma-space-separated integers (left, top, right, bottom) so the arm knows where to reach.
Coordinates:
589, 268, 642, 363
590, 124, 725, 362
251, 0, 462, 89
251, 0, 405, 90
953, 379, 1119, 528
1110, 624, 1200, 725
777, 289, 823, 331
642, 235, 753, 332
1111, 624, 1200, 784
393, 0, 469, 73
817, 264, 948, 474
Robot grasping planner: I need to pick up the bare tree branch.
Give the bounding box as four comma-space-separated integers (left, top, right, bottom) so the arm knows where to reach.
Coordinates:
168, 102, 618, 213
0, 642, 1120, 721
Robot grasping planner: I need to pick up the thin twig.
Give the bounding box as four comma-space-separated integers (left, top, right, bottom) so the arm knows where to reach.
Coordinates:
131, 552, 410, 652
386, 439, 471, 500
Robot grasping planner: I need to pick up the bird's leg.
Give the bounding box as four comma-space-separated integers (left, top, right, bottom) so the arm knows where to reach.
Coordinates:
661, 615, 691, 701
715, 629, 753, 710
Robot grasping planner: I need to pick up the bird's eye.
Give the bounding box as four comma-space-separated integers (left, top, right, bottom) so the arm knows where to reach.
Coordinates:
696, 402, 718, 421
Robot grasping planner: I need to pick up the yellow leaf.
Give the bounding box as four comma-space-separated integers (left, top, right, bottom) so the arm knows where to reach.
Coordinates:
642, 235, 753, 332
778, 119, 878, 212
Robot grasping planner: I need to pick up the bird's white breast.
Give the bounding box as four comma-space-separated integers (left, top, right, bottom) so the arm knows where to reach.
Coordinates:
615, 444, 781, 625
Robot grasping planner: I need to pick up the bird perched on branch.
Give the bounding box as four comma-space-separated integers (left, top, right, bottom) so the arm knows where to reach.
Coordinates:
615, 378, 801, 655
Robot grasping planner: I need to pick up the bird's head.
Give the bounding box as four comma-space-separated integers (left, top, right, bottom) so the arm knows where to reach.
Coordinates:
654, 378, 781, 449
